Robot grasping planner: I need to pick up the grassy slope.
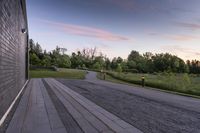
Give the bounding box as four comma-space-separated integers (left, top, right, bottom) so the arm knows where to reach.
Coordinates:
98, 72, 200, 97
30, 68, 86, 79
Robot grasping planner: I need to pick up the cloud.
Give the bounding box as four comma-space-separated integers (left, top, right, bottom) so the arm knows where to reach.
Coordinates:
40, 20, 129, 41
148, 32, 158, 36
196, 53, 200, 56
175, 22, 200, 30
166, 34, 198, 41
147, 32, 198, 41
162, 45, 200, 60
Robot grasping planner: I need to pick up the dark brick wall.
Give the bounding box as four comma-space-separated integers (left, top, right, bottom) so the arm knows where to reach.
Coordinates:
0, 0, 28, 120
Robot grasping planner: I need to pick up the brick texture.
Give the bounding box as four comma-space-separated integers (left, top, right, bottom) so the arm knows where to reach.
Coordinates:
0, 0, 28, 119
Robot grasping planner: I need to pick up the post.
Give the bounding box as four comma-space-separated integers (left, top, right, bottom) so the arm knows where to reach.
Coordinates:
103, 72, 106, 80
141, 76, 145, 87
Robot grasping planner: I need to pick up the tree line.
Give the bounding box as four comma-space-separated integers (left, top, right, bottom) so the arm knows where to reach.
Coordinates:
29, 39, 200, 74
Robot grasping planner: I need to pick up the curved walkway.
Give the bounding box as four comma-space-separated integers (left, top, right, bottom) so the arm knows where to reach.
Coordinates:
55, 71, 200, 133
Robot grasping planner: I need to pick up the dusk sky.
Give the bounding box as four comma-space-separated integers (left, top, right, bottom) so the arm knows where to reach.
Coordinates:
27, 0, 200, 60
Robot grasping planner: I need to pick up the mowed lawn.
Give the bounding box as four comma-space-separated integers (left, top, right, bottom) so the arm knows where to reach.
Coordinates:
30, 68, 86, 79
102, 72, 200, 97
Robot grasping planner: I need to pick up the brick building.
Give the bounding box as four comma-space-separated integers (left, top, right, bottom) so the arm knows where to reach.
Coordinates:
0, 0, 29, 123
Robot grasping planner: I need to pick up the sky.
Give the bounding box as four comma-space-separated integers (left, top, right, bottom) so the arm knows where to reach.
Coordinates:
26, 0, 200, 60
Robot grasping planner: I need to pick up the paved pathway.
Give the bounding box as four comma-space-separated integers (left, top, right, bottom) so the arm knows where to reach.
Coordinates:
6, 78, 142, 133
85, 71, 200, 113
56, 71, 200, 133
85, 71, 99, 81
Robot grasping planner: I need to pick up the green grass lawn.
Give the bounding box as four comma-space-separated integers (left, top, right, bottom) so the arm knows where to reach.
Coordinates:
30, 68, 86, 79
98, 72, 200, 97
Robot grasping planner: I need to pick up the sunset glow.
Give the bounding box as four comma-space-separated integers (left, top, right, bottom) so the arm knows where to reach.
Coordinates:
27, 0, 200, 60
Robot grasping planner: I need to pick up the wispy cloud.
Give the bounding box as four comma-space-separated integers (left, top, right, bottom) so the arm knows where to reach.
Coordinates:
162, 45, 200, 60
148, 32, 158, 36
175, 22, 200, 30
40, 20, 129, 41
147, 31, 198, 41
166, 34, 198, 41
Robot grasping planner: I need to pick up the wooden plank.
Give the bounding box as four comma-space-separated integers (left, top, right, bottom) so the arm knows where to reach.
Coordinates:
42, 79, 83, 133
6, 79, 52, 133
50, 79, 124, 132
49, 78, 143, 133
20, 79, 52, 133
50, 82, 112, 132
7, 78, 142, 133
45, 79, 101, 133
38, 79, 67, 133
6, 80, 33, 133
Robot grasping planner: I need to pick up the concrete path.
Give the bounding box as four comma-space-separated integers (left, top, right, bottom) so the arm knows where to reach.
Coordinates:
85, 71, 98, 81
85, 71, 200, 113
6, 78, 142, 133
56, 71, 200, 133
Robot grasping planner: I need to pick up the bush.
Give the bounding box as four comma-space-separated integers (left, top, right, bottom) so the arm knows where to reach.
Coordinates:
107, 72, 142, 85
92, 62, 101, 70
123, 69, 139, 73
116, 64, 122, 73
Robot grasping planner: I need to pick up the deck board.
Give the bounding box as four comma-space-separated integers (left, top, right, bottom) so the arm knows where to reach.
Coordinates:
38, 79, 67, 133
45, 78, 142, 133
6, 80, 33, 133
44, 79, 111, 133
6, 78, 142, 133
42, 79, 83, 133
6, 79, 66, 133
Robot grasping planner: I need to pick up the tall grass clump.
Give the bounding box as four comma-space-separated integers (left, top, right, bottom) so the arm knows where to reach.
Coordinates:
106, 71, 200, 96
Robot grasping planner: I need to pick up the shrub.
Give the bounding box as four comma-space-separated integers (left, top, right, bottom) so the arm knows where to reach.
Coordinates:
116, 64, 122, 73
124, 69, 139, 73
92, 62, 101, 70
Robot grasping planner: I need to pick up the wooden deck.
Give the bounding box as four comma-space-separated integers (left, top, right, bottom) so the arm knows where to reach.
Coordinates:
6, 78, 142, 133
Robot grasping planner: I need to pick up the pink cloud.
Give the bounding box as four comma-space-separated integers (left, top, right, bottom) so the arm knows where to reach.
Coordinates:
166, 34, 198, 41
40, 20, 129, 41
147, 32, 198, 41
175, 22, 200, 30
